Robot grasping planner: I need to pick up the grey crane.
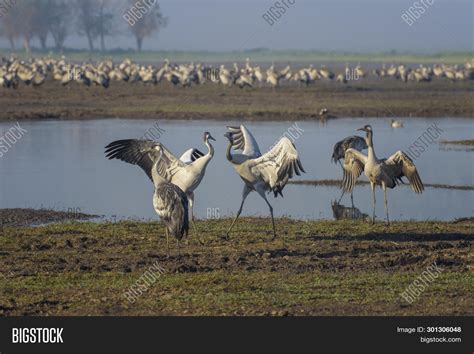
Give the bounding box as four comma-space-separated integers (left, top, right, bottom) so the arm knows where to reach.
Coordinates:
341, 125, 424, 224
224, 125, 305, 240
104, 132, 215, 242
110, 143, 188, 256
332, 135, 367, 204
153, 177, 189, 256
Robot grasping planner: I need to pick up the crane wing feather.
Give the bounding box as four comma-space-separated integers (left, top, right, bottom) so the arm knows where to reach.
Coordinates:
179, 148, 205, 165
249, 137, 305, 197
332, 135, 367, 163
105, 139, 185, 183
226, 125, 262, 158
384, 151, 424, 194
342, 148, 367, 193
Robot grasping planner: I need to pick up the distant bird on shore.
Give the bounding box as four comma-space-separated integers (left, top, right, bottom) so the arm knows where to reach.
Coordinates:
341, 125, 424, 224
104, 132, 215, 242
224, 125, 305, 239
332, 135, 367, 204
390, 119, 404, 128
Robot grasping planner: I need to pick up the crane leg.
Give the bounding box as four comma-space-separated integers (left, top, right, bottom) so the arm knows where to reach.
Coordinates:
165, 229, 170, 258
337, 189, 345, 204
257, 189, 277, 240
382, 183, 390, 225
371, 182, 376, 224
350, 191, 355, 208
188, 193, 204, 245
226, 186, 251, 239
338, 161, 347, 205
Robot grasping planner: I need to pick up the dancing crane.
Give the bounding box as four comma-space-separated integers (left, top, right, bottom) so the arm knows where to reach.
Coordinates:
341, 125, 424, 224
105, 132, 215, 241
224, 125, 305, 239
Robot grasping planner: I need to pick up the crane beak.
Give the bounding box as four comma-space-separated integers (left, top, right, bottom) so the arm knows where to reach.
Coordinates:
357, 127, 366, 132
208, 134, 216, 142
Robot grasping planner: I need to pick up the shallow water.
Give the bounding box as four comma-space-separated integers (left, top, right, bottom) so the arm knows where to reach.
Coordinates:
0, 118, 472, 221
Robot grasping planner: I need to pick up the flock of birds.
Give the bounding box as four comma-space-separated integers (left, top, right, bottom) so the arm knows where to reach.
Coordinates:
1, 56, 473, 89
372, 62, 474, 82
105, 124, 424, 256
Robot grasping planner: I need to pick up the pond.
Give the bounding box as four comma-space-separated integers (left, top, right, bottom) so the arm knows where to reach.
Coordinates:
0, 117, 472, 221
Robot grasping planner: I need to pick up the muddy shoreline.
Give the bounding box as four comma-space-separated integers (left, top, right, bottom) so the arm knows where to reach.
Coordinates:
290, 180, 474, 191
1, 79, 473, 122
0, 208, 97, 227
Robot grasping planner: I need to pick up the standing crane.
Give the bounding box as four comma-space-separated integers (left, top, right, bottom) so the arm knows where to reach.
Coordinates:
114, 143, 188, 256
153, 175, 189, 256
104, 132, 215, 242
224, 125, 305, 239
341, 125, 424, 224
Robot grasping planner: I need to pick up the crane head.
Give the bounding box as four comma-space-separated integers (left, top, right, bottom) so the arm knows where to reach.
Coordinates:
204, 132, 216, 142
223, 132, 233, 142
357, 125, 372, 133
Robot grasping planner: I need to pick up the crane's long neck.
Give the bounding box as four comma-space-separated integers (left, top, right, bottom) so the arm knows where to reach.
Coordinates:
226, 141, 236, 164
205, 138, 214, 158
195, 138, 214, 169
366, 130, 377, 163
191, 138, 215, 172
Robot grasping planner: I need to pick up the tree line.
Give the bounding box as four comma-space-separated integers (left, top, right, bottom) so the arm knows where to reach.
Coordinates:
0, 0, 167, 52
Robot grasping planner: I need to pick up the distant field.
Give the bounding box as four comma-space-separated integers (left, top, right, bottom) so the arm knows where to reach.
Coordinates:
0, 49, 472, 64
1, 78, 473, 121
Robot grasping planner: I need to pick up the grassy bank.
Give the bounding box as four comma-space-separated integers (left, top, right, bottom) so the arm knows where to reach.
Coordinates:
0, 49, 472, 64
0, 218, 472, 316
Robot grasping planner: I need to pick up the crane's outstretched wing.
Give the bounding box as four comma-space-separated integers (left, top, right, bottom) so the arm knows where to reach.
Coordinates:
105, 139, 185, 183
226, 125, 261, 158
383, 151, 424, 194
332, 136, 367, 163
342, 148, 367, 193
249, 137, 305, 197
179, 148, 205, 165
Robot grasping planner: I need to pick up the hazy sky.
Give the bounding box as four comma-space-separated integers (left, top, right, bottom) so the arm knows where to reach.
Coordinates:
1, 0, 473, 52
153, 0, 473, 52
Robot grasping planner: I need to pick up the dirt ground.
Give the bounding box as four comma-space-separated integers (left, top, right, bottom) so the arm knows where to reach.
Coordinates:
0, 78, 473, 121
0, 216, 472, 316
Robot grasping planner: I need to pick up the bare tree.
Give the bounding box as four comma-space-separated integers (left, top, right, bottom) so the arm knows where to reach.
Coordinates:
0, 0, 72, 52
49, 0, 71, 51
98, 0, 115, 51
33, 0, 52, 51
12, 1, 36, 53
125, 0, 167, 52
75, 0, 100, 51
